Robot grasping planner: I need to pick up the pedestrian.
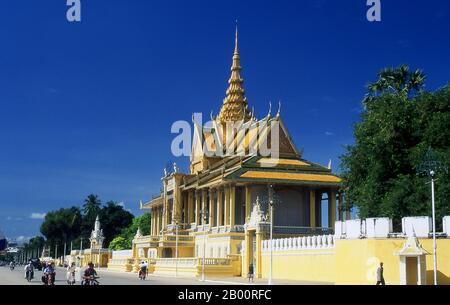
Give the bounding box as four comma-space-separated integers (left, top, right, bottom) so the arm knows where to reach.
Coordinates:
248, 263, 254, 283
376, 262, 385, 285
66, 262, 76, 285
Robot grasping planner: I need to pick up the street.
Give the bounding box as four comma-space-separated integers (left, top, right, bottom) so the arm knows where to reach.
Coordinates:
0, 265, 328, 285
0, 265, 228, 285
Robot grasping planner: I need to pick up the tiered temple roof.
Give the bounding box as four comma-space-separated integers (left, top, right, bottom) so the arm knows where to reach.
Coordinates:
141, 27, 342, 210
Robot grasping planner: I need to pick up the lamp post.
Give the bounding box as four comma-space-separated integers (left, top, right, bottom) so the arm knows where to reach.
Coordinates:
268, 185, 274, 286
417, 147, 448, 286
200, 208, 209, 282
80, 237, 83, 266
175, 219, 179, 278
63, 242, 67, 266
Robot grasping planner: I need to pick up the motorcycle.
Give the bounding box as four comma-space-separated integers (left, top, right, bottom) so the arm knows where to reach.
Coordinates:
42, 273, 55, 285
26, 270, 34, 282
81, 275, 100, 285
67, 271, 76, 285
139, 270, 147, 280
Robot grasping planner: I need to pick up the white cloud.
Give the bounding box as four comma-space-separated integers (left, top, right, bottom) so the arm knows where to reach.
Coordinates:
16, 236, 30, 242
30, 213, 46, 220
325, 132, 334, 136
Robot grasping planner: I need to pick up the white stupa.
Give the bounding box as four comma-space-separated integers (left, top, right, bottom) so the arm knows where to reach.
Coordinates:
89, 215, 105, 250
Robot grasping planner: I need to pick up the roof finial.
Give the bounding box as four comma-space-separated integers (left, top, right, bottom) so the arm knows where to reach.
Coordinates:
235, 19, 239, 54
276, 101, 282, 117
267, 101, 272, 119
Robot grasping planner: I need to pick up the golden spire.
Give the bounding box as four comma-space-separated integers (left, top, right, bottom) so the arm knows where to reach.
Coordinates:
217, 23, 252, 123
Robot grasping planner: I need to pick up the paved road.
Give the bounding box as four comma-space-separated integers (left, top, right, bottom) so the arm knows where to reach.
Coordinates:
0, 266, 246, 285
0, 265, 331, 285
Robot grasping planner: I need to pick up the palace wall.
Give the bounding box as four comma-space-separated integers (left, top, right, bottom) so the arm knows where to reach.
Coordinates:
261, 238, 450, 285
257, 216, 450, 285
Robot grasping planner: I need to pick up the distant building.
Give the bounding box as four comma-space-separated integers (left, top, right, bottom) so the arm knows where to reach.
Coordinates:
0, 230, 7, 252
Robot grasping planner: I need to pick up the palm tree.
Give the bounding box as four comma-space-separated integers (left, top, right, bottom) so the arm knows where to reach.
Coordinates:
83, 194, 102, 216
368, 64, 426, 96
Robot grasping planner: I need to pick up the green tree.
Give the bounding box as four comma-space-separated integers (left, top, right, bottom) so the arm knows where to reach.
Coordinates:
40, 207, 82, 256
341, 65, 449, 230
80, 194, 102, 241
22, 236, 46, 260
109, 236, 129, 251
367, 64, 426, 97
109, 213, 151, 249
83, 194, 102, 215
99, 201, 134, 247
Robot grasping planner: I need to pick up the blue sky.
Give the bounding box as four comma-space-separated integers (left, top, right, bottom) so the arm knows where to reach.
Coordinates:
0, 0, 449, 241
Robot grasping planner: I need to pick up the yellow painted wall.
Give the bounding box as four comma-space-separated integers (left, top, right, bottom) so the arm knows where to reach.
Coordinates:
261, 250, 335, 283
258, 238, 450, 285
335, 239, 450, 285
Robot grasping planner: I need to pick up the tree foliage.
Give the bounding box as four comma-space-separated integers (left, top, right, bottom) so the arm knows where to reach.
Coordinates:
99, 201, 134, 247
81, 194, 102, 240
108, 236, 129, 251
40, 207, 82, 245
39, 195, 134, 253
341, 65, 450, 229
22, 236, 46, 258
108, 213, 151, 249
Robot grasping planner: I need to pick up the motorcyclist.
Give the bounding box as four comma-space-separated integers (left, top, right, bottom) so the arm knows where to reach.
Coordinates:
43, 261, 56, 285
9, 261, 15, 270
82, 262, 98, 285
24, 260, 34, 281
66, 262, 76, 285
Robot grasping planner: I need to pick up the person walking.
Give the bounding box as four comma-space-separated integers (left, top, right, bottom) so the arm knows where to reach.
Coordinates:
248, 263, 254, 283
376, 262, 385, 285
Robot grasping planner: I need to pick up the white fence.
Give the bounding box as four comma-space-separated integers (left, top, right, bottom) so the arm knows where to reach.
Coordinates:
112, 250, 132, 259
335, 216, 450, 239
262, 235, 335, 252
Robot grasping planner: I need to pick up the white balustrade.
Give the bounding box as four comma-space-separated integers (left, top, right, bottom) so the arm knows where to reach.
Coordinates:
327, 235, 333, 247
261, 234, 335, 252
322, 235, 327, 248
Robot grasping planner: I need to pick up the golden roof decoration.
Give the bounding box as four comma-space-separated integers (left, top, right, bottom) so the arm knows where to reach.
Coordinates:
217, 25, 252, 124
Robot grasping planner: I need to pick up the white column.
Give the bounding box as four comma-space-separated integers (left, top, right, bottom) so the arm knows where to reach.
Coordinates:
417, 256, 422, 285
399, 257, 406, 285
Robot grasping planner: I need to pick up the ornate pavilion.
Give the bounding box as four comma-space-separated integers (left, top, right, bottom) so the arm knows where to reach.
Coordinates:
133, 28, 347, 277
